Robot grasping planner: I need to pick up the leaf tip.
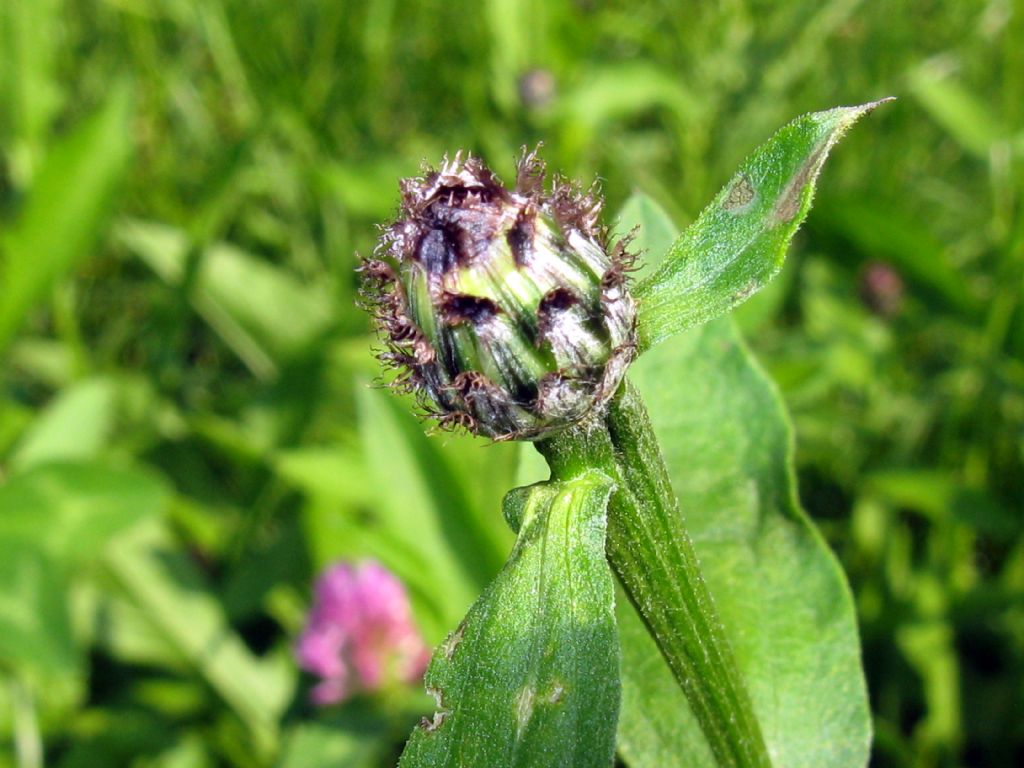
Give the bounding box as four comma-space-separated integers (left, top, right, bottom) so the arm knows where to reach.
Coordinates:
862, 95, 898, 110
772, 98, 893, 225
820, 97, 896, 140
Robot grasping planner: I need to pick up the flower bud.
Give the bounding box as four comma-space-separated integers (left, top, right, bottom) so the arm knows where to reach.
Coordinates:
360, 149, 637, 440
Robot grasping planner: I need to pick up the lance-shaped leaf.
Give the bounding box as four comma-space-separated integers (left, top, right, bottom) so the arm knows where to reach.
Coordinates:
634, 100, 890, 352
0, 86, 132, 354
400, 471, 619, 768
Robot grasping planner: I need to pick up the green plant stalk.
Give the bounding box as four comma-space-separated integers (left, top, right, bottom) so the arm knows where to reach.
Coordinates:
9, 676, 42, 768
538, 379, 771, 768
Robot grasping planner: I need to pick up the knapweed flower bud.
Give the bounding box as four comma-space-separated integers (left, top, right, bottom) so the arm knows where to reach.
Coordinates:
295, 561, 430, 706
360, 149, 636, 440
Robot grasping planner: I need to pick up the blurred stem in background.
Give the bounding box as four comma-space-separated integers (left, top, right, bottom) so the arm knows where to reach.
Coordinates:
9, 678, 41, 768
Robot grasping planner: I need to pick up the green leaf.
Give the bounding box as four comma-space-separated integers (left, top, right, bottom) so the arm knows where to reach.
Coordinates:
0, 0, 64, 180
399, 471, 619, 768
618, 316, 871, 767
103, 520, 293, 758
148, 737, 214, 768
908, 60, 1007, 157
0, 86, 132, 353
634, 100, 889, 352
557, 64, 702, 138
0, 461, 168, 565
0, 539, 77, 684
117, 219, 336, 378
865, 469, 1017, 541
192, 241, 335, 371
49, 707, 179, 768
90, 591, 185, 671
318, 155, 418, 219
0, 460, 165, 704
273, 445, 378, 510
279, 719, 388, 768
8, 378, 118, 471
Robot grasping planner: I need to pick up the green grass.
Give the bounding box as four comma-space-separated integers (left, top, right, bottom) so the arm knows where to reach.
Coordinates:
1, 1, 1021, 766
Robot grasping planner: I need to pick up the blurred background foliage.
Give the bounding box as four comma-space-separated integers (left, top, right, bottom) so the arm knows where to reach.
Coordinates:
0, 0, 1021, 766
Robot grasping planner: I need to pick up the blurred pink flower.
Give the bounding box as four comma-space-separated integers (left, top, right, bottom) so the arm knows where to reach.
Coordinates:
295, 560, 431, 705
859, 261, 905, 318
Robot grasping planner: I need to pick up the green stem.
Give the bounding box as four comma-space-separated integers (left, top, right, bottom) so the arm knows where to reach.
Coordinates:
537, 379, 771, 768
9, 676, 42, 768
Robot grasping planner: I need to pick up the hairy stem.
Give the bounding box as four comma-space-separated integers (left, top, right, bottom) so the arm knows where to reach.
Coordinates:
537, 379, 771, 768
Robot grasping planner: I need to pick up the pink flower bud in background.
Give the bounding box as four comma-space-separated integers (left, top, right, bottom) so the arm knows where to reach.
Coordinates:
518, 68, 556, 109
858, 261, 904, 318
295, 561, 431, 706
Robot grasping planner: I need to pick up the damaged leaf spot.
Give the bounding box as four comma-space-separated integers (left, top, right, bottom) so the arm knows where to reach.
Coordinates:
440, 621, 466, 660
545, 681, 565, 704
513, 679, 568, 739
420, 710, 448, 733
722, 174, 756, 213
731, 280, 760, 304
426, 685, 445, 710
772, 141, 829, 225
419, 685, 450, 734
515, 685, 536, 738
